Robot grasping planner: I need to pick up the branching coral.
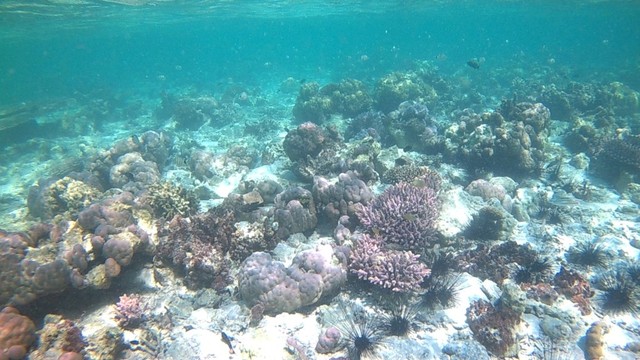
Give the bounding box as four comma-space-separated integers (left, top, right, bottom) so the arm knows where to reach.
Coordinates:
357, 175, 440, 251
349, 234, 430, 293
144, 181, 198, 219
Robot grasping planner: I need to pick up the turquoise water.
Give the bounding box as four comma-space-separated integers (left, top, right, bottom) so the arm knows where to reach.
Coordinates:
2, 2, 640, 359
1, 1, 639, 105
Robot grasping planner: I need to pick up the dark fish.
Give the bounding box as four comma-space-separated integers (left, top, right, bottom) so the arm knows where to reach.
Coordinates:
221, 331, 235, 354
467, 58, 480, 69
299, 79, 306, 84
403, 145, 414, 152
131, 134, 141, 146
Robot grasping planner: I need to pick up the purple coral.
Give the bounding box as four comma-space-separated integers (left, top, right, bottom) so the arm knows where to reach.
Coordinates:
349, 234, 430, 292
357, 177, 439, 251
238, 247, 346, 314
115, 294, 146, 328
313, 171, 373, 223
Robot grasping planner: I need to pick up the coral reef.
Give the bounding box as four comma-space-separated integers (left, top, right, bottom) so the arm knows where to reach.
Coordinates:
292, 79, 372, 123
0, 307, 35, 360
383, 164, 438, 185
444, 101, 550, 178
357, 174, 440, 251
349, 234, 430, 293
143, 181, 198, 219
385, 100, 442, 153
115, 294, 146, 329
282, 122, 334, 162
272, 187, 318, 240
27, 175, 102, 221
0, 229, 71, 306
584, 321, 608, 360
456, 241, 539, 285
156, 93, 220, 130
238, 246, 346, 314
553, 266, 594, 315
315, 326, 341, 354
89, 131, 171, 191
464, 206, 516, 242
466, 300, 520, 357
30, 315, 85, 360
375, 71, 439, 113
312, 171, 373, 224
156, 207, 236, 289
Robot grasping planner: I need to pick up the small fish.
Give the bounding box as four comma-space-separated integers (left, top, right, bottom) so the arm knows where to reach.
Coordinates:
467, 58, 481, 69
131, 134, 141, 146
403, 145, 414, 152
221, 331, 235, 354
436, 53, 448, 61
403, 213, 418, 222
412, 178, 427, 188
372, 228, 381, 237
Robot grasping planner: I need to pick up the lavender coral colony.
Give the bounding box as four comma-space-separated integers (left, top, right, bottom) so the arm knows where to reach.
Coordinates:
2, 12, 640, 360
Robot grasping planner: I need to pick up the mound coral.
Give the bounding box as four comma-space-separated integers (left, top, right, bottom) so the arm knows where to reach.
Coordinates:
312, 171, 374, 223
444, 102, 550, 178
466, 300, 521, 357
0, 307, 36, 360
238, 246, 346, 314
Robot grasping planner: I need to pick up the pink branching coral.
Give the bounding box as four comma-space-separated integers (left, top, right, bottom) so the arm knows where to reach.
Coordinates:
115, 294, 146, 328
349, 234, 430, 292
357, 176, 439, 251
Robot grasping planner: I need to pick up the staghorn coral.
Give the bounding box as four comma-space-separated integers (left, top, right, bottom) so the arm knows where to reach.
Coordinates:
0, 307, 36, 360
238, 246, 346, 314
349, 234, 430, 293
357, 175, 440, 251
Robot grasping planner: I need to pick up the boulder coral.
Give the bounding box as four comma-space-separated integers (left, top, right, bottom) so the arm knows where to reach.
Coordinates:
238, 246, 347, 314
0, 307, 35, 360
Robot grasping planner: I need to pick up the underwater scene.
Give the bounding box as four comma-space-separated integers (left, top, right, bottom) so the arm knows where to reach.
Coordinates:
1, 0, 640, 359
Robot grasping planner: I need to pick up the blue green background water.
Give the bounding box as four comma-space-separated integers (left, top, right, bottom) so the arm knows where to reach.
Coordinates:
1, 0, 639, 106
